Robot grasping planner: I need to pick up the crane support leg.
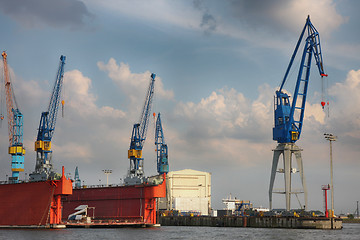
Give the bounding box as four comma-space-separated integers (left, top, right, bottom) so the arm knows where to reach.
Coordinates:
269, 143, 308, 211
284, 146, 292, 211
269, 150, 281, 210
294, 150, 308, 210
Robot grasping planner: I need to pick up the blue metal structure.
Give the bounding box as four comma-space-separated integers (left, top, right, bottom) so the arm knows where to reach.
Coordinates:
155, 113, 169, 174
126, 73, 156, 182
31, 55, 66, 181
234, 202, 251, 216
273, 16, 327, 143
1, 51, 25, 182
74, 166, 81, 188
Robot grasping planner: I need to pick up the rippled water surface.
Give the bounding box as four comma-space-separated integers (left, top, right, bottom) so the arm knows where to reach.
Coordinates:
0, 223, 358, 240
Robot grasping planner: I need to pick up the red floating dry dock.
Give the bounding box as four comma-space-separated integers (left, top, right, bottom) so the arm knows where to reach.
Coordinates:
0, 167, 72, 228
62, 174, 166, 226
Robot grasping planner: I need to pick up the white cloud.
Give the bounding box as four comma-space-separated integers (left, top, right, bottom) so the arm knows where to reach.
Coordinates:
85, 0, 346, 48
328, 69, 360, 139
64, 69, 126, 119
273, 0, 347, 37
304, 102, 326, 124
175, 84, 273, 141
52, 142, 93, 162
97, 58, 174, 102
171, 85, 273, 170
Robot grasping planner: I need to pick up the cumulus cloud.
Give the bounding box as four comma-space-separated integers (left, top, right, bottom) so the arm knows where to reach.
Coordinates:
97, 58, 174, 104
174, 84, 274, 142
52, 142, 93, 162
64, 70, 126, 119
304, 102, 326, 124
328, 69, 360, 140
0, 0, 94, 29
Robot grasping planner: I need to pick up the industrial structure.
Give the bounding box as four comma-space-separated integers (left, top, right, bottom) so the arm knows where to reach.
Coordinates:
160, 169, 211, 216
322, 184, 330, 218
63, 174, 166, 226
222, 194, 252, 216
155, 112, 169, 175
0, 53, 72, 227
74, 166, 81, 188
30, 55, 66, 181
1, 51, 25, 183
63, 73, 166, 226
269, 16, 327, 211
324, 133, 337, 220
125, 73, 156, 185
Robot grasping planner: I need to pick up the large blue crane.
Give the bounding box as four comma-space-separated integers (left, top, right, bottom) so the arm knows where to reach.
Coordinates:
273, 15, 327, 143
269, 16, 327, 211
155, 112, 169, 175
1, 51, 25, 183
30, 55, 66, 181
125, 73, 156, 185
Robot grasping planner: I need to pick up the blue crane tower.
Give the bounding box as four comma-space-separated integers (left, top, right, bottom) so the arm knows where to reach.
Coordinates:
1, 51, 25, 183
155, 113, 169, 175
124, 73, 156, 185
269, 16, 327, 211
74, 166, 81, 188
30, 55, 66, 181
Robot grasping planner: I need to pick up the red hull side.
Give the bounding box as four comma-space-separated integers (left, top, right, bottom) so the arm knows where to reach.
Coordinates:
62, 175, 166, 225
0, 169, 72, 227
0, 181, 54, 226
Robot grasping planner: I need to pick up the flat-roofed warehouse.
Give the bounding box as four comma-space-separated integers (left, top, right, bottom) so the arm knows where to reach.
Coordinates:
159, 169, 211, 216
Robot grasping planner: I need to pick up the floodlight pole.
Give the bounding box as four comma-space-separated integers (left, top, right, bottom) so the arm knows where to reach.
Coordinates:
324, 133, 337, 229
102, 169, 112, 186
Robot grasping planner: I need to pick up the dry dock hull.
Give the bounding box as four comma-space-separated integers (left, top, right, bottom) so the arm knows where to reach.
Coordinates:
0, 174, 72, 227
62, 175, 166, 225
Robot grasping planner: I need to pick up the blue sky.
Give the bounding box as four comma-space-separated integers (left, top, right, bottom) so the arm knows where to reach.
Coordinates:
0, 0, 359, 213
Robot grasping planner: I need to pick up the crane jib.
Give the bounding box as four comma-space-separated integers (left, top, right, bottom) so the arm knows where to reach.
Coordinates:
273, 16, 327, 144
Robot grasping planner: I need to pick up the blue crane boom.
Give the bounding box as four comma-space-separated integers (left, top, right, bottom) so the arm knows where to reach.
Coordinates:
155, 112, 169, 175
1, 51, 25, 183
30, 55, 66, 181
126, 73, 156, 184
273, 16, 327, 143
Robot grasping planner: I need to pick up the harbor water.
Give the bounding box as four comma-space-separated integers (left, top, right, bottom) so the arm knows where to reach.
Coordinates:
0, 224, 358, 240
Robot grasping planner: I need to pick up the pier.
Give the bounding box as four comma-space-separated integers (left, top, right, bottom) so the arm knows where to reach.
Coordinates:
159, 216, 343, 229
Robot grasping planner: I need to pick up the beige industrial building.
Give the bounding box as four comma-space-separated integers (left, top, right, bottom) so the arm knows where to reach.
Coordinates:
159, 169, 211, 215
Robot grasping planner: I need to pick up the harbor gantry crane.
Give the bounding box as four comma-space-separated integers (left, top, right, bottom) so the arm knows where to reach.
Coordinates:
74, 166, 81, 188
124, 73, 156, 185
155, 112, 169, 175
1, 51, 25, 183
269, 16, 327, 211
29, 55, 66, 181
